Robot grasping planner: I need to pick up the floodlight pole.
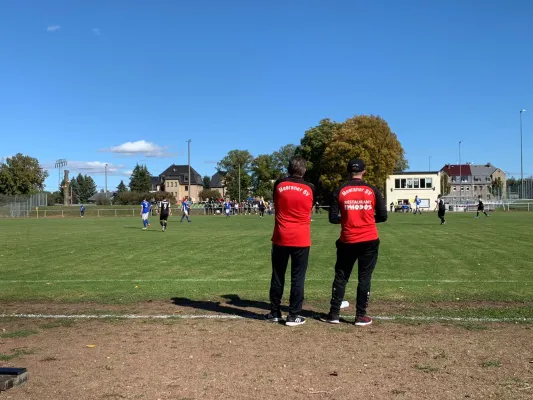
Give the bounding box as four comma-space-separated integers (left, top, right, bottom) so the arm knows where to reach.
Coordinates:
187, 139, 191, 199
429, 156, 432, 171
105, 163, 108, 194
238, 164, 241, 203
55, 159, 67, 188
459, 141, 462, 206
520, 109, 526, 198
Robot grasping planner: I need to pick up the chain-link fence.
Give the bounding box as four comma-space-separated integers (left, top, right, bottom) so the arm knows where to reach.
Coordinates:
0, 193, 49, 218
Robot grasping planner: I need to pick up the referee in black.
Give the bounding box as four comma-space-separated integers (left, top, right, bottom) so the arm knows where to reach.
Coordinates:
475, 195, 490, 218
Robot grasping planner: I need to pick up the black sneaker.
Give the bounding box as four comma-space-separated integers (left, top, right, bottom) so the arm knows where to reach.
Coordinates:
264, 311, 282, 323
319, 313, 340, 324
285, 315, 306, 326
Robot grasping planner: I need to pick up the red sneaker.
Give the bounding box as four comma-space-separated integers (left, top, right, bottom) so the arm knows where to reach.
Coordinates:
354, 316, 372, 326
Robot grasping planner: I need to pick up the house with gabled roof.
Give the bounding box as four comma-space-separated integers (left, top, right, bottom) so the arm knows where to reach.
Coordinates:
440, 163, 506, 200
209, 172, 226, 198
156, 164, 203, 202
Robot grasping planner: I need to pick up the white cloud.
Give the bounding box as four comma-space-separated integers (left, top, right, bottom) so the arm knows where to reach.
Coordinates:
92, 28, 101, 35
47, 25, 61, 32
122, 170, 133, 176
101, 140, 174, 157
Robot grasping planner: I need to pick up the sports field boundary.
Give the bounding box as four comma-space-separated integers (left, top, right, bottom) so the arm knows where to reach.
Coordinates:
0, 278, 531, 284
1, 313, 532, 323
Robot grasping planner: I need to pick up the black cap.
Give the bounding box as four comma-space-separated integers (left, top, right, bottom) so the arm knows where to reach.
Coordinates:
347, 158, 366, 173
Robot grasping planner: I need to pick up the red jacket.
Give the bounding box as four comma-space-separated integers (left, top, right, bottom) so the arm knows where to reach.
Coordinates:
329, 179, 387, 243
271, 176, 315, 247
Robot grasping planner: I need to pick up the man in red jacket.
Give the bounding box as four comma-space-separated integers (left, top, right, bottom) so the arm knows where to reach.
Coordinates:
320, 158, 387, 326
265, 156, 315, 327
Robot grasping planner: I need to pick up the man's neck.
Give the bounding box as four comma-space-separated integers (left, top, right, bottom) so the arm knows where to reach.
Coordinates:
289, 174, 303, 179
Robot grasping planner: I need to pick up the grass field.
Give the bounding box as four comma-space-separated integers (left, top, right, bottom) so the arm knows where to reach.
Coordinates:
1, 211, 532, 320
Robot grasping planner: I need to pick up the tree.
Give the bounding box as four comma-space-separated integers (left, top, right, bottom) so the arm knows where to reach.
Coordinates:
129, 164, 151, 192
295, 118, 340, 201
0, 153, 49, 195
202, 175, 211, 189
117, 180, 128, 194
76, 174, 97, 203
217, 150, 253, 201
440, 173, 451, 195
394, 156, 410, 172
251, 154, 278, 201
272, 144, 297, 176
320, 115, 406, 191
198, 189, 222, 201
491, 177, 504, 197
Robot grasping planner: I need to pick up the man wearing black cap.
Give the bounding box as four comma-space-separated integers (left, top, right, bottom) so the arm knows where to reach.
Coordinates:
320, 158, 387, 326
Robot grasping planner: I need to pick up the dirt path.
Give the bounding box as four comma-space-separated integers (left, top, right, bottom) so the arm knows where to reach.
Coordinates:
1, 315, 532, 400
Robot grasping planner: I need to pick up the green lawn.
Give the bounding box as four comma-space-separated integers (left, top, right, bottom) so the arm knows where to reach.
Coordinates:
1, 212, 532, 319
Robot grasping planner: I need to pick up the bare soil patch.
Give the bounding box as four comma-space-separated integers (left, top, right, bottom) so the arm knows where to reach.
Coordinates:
0, 316, 532, 399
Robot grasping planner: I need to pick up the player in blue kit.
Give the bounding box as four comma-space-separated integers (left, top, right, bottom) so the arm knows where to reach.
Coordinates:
181, 197, 191, 223
140, 198, 151, 230
413, 195, 422, 215
224, 200, 232, 217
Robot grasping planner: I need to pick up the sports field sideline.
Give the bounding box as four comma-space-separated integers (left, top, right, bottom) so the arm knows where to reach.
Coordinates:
1, 211, 532, 321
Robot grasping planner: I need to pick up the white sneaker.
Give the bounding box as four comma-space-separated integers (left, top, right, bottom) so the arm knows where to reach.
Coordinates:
341, 301, 349, 309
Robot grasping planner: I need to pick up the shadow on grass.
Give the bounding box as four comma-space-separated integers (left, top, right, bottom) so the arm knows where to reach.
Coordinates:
170, 294, 317, 322
123, 226, 160, 232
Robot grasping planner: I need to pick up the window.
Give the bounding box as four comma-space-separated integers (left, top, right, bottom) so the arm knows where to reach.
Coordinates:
413, 178, 419, 189
451, 176, 458, 183
461, 187, 464, 191
474, 176, 481, 182
401, 179, 406, 188
486, 177, 491, 182
461, 176, 468, 183
185, 185, 189, 191
466, 187, 470, 191
407, 179, 413, 189
425, 178, 432, 188
395, 179, 401, 189
453, 186, 457, 192
420, 178, 426, 188
474, 186, 477, 191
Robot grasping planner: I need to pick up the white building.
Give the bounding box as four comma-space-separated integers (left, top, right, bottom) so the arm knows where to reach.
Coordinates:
385, 171, 442, 210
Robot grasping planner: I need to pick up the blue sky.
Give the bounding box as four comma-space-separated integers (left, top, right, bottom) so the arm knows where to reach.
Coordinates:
1, 0, 532, 192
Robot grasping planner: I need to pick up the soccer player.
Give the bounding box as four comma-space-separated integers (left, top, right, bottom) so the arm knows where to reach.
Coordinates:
437, 194, 446, 225
180, 197, 191, 223
80, 204, 85, 218
258, 197, 266, 218
475, 195, 490, 218
320, 158, 387, 327
140, 198, 151, 230
413, 195, 422, 215
266, 156, 314, 327
159, 197, 172, 231
224, 199, 232, 217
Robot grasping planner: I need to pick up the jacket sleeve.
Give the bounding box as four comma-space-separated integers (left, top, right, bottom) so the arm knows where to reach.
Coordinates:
374, 187, 388, 223
328, 188, 341, 224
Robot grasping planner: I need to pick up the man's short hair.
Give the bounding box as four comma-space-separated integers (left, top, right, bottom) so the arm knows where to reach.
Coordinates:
288, 156, 307, 177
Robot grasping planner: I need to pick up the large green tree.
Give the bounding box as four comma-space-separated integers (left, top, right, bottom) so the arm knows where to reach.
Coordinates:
251, 154, 279, 201
129, 164, 151, 192
272, 144, 297, 176
72, 174, 97, 203
202, 175, 211, 189
0, 153, 49, 195
217, 150, 253, 201
440, 173, 451, 195
320, 115, 406, 191
294, 118, 340, 201
116, 180, 128, 193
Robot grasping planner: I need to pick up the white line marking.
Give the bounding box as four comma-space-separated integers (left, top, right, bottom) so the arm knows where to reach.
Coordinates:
0, 279, 530, 284
0, 313, 531, 323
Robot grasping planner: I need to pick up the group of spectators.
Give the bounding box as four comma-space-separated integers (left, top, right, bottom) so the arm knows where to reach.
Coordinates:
202, 198, 274, 215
